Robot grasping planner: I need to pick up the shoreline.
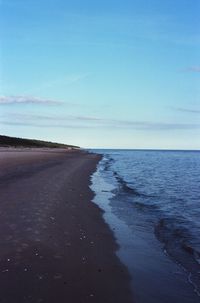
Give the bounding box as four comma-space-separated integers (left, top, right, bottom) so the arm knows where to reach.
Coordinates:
92, 152, 200, 303
0, 148, 133, 303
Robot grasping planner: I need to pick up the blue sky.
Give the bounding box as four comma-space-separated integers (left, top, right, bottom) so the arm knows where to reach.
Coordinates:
0, 0, 200, 149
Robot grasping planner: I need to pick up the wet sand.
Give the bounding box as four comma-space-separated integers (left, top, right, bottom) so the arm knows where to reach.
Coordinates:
0, 148, 132, 303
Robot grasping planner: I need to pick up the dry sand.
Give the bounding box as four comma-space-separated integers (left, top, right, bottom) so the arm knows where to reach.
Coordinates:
0, 148, 133, 303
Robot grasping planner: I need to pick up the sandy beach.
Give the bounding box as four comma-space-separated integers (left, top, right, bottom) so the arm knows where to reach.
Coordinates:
0, 148, 132, 303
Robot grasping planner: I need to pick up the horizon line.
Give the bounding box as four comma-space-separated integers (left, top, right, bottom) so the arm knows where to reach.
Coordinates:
86, 148, 200, 152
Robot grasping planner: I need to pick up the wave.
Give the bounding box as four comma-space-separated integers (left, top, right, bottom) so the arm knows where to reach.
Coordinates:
155, 218, 200, 295
181, 243, 200, 265
133, 201, 158, 211
112, 171, 155, 200
100, 152, 200, 297
103, 156, 115, 172
155, 218, 188, 244
113, 171, 141, 195
102, 157, 156, 209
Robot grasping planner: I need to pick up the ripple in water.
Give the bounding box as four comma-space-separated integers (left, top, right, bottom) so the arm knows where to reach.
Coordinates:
92, 149, 200, 297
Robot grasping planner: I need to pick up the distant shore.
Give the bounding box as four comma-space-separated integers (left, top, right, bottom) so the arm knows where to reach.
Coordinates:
0, 148, 132, 303
0, 134, 80, 149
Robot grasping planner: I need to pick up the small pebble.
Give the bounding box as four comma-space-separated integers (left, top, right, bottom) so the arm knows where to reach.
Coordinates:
38, 275, 43, 280
22, 243, 29, 248
82, 257, 87, 263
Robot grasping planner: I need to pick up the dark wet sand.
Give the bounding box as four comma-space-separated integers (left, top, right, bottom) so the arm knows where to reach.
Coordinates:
0, 149, 132, 303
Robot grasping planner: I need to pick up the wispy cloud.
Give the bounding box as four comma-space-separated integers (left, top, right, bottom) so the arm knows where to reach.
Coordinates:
33, 73, 89, 92
110, 120, 200, 130
184, 66, 200, 73
64, 73, 90, 85
0, 96, 63, 105
1, 113, 200, 131
173, 107, 200, 114
0, 121, 91, 129
2, 113, 102, 122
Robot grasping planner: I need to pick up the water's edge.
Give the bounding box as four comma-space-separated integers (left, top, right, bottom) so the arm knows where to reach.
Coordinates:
90, 154, 200, 303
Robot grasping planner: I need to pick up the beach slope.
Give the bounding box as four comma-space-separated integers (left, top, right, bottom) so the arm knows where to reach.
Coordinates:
0, 149, 132, 303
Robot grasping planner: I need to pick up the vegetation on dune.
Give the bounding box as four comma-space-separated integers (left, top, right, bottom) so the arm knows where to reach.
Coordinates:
0, 135, 79, 149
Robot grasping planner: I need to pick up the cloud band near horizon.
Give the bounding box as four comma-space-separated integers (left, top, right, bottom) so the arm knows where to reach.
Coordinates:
0, 96, 63, 105
1, 112, 200, 131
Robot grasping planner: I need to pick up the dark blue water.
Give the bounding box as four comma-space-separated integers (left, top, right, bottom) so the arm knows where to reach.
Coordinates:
91, 149, 200, 302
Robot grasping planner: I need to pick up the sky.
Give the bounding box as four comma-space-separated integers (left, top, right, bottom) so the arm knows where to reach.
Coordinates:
0, 0, 200, 149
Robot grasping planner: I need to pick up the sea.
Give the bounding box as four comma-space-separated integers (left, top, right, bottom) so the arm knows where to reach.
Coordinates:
90, 149, 200, 303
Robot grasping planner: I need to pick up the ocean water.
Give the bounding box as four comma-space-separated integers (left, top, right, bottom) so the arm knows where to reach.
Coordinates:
90, 149, 200, 303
